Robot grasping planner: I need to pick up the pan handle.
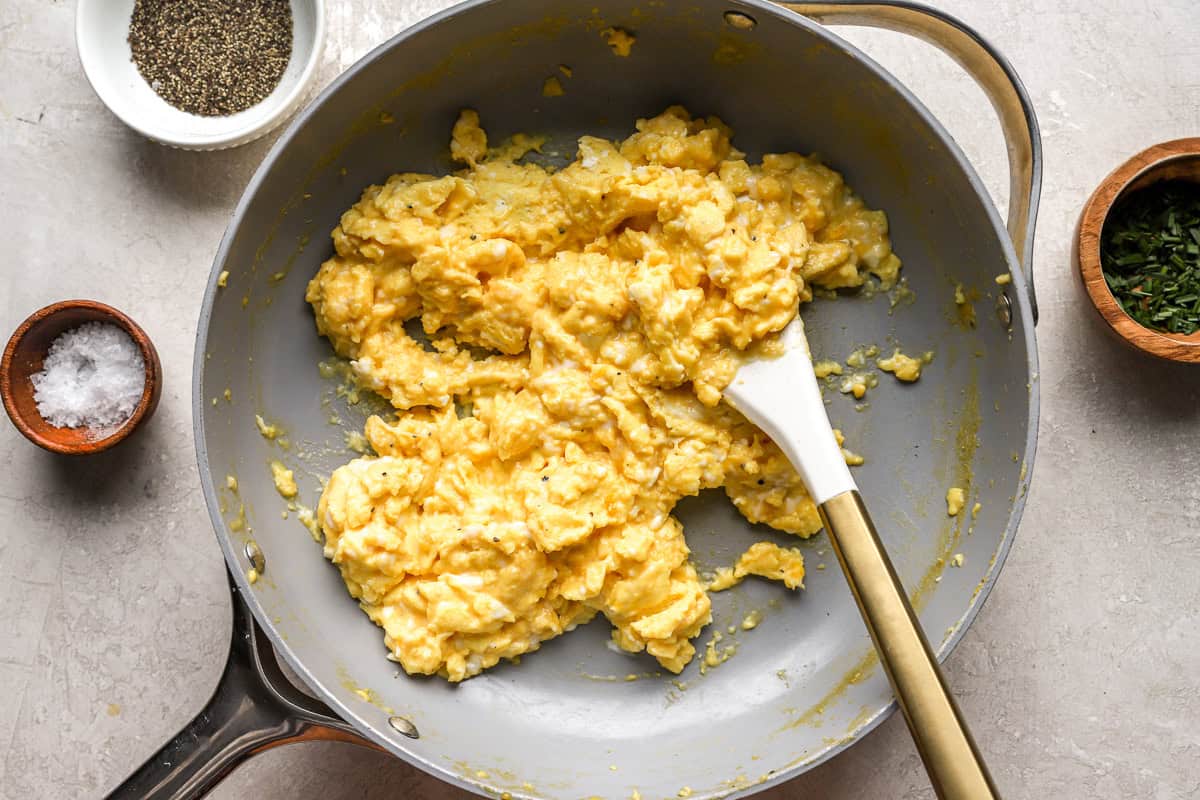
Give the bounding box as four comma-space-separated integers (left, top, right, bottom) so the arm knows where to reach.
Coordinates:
104, 572, 377, 800
782, 0, 1042, 322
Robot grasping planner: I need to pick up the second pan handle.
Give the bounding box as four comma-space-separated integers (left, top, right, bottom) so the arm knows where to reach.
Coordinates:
784, 0, 1043, 322
103, 572, 378, 800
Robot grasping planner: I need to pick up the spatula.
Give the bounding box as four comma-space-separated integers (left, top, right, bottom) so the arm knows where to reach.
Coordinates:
724, 317, 1000, 800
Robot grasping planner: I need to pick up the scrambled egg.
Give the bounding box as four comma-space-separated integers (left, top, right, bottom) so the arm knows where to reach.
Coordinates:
255, 414, 280, 440
601, 27, 636, 56
877, 349, 925, 382
812, 359, 843, 378
707, 542, 807, 592
839, 371, 877, 399
845, 345, 878, 368
953, 282, 977, 327
270, 461, 297, 498
306, 107, 899, 680
946, 487, 966, 517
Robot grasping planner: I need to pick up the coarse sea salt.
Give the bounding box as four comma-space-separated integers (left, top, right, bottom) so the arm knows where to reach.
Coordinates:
31, 322, 145, 429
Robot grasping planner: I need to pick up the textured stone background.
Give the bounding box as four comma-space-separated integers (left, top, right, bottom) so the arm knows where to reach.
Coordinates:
2, 1, 1198, 798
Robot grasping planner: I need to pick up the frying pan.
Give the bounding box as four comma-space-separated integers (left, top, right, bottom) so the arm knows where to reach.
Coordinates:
110, 1, 1041, 797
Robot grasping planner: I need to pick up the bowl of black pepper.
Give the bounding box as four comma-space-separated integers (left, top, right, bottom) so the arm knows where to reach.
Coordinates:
76, 0, 325, 150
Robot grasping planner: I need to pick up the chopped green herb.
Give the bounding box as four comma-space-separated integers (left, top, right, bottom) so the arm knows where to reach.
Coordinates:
1101, 181, 1200, 335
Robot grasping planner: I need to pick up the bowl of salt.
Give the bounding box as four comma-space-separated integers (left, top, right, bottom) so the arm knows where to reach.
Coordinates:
1, 300, 161, 454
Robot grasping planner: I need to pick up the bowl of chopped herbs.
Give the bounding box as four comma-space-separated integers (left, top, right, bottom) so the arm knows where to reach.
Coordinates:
1078, 139, 1200, 363
76, 0, 325, 149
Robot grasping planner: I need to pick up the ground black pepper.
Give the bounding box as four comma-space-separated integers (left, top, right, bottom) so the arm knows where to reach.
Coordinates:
128, 0, 293, 117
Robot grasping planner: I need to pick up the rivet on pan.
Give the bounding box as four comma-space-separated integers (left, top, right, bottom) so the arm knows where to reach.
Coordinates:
244, 541, 265, 574
723, 10, 757, 29
995, 292, 1013, 329
388, 715, 420, 739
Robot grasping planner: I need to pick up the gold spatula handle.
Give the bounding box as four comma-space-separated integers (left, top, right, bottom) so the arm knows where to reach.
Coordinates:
819, 490, 1000, 800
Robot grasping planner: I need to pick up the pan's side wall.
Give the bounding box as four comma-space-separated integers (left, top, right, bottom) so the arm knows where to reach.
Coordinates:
197, 0, 1033, 797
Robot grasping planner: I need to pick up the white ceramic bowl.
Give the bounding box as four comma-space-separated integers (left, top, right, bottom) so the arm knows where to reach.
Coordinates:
76, 0, 325, 150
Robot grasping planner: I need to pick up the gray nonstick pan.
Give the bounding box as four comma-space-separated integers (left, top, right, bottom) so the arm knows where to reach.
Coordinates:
110, 0, 1041, 797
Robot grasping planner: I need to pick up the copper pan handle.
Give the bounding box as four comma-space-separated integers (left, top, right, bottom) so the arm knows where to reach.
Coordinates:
103, 572, 377, 800
783, 0, 1043, 322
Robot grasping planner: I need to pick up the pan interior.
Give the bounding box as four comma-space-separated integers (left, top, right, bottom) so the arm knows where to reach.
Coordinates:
196, 0, 1034, 796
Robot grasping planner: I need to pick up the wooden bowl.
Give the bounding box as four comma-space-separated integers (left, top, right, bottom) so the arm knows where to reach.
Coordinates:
0, 300, 162, 454
1077, 138, 1200, 363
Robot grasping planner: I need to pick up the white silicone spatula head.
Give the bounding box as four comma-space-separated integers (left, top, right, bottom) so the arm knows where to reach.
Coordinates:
723, 318, 854, 504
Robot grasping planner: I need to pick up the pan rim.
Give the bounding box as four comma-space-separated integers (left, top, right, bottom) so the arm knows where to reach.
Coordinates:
191, 0, 1041, 795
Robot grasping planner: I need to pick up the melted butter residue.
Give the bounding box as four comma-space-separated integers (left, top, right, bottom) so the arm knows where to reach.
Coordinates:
581, 671, 662, 682
344, 430, 372, 454
713, 35, 753, 66
780, 649, 878, 732
336, 667, 395, 715
953, 282, 979, 328
910, 362, 979, 613
699, 630, 737, 674
318, 357, 393, 419
888, 276, 916, 311
319, 358, 363, 405
296, 503, 321, 542
446, 759, 529, 796
222, 473, 248, 534
845, 345, 879, 368
721, 772, 755, 793
971, 552, 999, 603
843, 704, 875, 736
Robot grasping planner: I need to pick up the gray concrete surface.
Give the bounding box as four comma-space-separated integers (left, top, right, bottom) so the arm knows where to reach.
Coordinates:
2, 1, 1199, 798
